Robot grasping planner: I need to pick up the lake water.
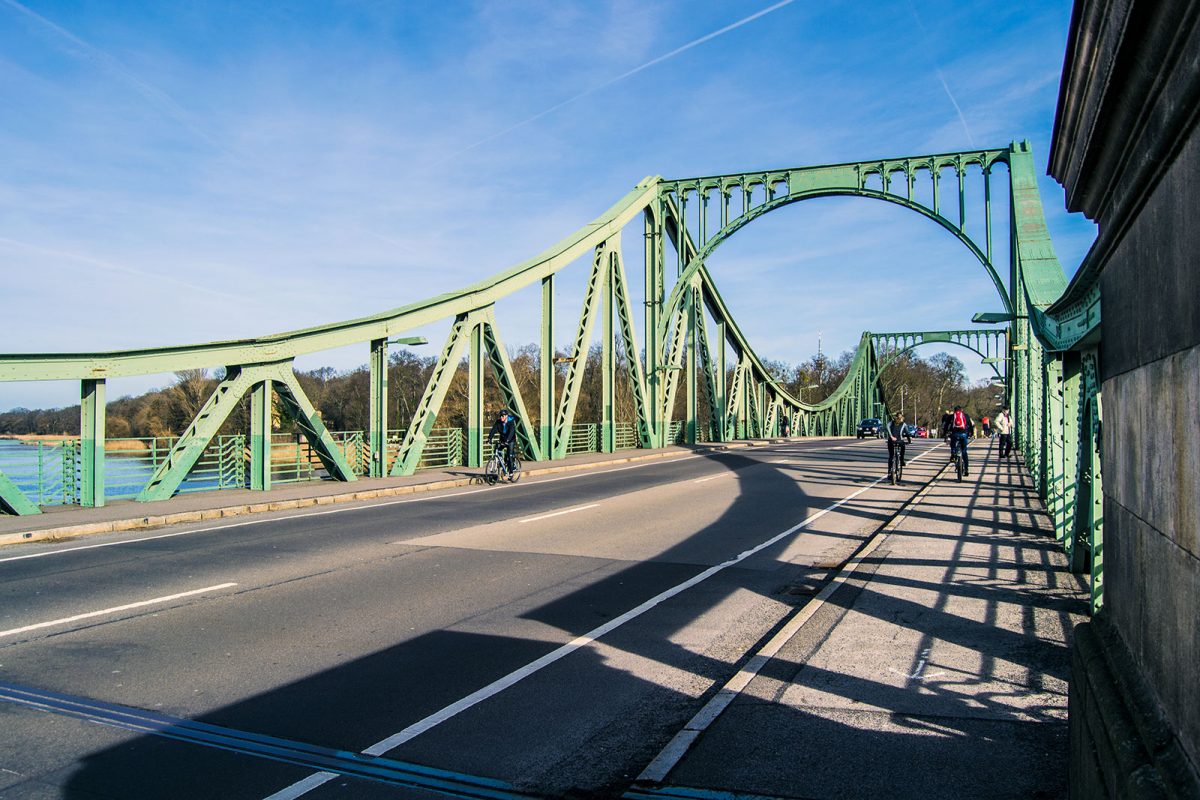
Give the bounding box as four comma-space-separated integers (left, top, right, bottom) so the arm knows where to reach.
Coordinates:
0, 438, 232, 505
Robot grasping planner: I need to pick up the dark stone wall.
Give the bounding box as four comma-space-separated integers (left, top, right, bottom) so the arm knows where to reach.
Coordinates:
1050, 1, 1200, 796
1100, 129, 1200, 379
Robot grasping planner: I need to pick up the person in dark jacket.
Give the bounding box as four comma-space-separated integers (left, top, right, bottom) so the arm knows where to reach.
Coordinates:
884, 413, 909, 478
488, 409, 518, 472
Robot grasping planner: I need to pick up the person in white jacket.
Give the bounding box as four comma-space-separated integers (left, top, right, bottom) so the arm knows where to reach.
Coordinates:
995, 409, 1014, 459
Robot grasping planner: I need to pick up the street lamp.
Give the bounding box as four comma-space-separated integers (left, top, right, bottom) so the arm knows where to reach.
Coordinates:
797, 383, 819, 404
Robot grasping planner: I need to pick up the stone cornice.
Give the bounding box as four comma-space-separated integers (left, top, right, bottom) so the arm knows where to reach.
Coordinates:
1049, 0, 1200, 223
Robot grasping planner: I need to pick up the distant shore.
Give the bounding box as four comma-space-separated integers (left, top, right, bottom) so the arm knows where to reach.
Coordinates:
0, 434, 147, 452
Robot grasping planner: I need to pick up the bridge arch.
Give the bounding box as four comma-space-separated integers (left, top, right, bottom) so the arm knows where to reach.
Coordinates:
659, 184, 1013, 341
870, 330, 1008, 381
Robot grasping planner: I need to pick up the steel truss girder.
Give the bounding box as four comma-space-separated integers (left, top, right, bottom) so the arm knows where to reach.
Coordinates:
609, 247, 654, 449
138, 361, 357, 503
0, 470, 40, 515
391, 309, 541, 476
554, 243, 609, 459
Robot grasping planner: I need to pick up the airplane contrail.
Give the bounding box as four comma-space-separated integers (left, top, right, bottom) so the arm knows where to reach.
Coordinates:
1, 0, 234, 157
905, 0, 975, 145
432, 0, 800, 165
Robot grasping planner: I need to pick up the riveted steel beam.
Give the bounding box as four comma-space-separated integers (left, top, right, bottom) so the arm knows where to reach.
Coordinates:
369, 338, 388, 477
0, 470, 40, 515
554, 243, 609, 459
272, 367, 358, 483
80, 378, 106, 508
479, 310, 541, 463
610, 246, 653, 448
392, 313, 475, 477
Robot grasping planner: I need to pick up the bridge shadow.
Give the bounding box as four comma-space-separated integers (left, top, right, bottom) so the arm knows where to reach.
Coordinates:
48, 442, 1083, 798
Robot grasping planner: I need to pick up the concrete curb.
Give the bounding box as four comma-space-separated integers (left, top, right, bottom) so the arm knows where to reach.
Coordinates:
0, 440, 765, 548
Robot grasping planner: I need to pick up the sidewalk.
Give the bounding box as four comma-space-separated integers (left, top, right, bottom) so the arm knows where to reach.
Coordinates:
635, 440, 1090, 799
0, 437, 803, 547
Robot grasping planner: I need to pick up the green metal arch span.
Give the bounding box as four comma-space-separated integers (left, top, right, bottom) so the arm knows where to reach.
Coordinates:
660, 187, 1013, 340
877, 338, 1003, 379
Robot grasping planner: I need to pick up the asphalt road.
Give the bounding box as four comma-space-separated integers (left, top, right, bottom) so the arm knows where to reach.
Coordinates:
0, 437, 942, 799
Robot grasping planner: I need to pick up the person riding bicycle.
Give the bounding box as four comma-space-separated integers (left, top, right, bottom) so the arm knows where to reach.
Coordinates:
488, 409, 517, 473
948, 405, 975, 475
884, 412, 909, 478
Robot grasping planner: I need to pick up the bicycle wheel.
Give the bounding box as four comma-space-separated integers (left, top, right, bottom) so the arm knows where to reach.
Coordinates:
507, 456, 522, 483
955, 455, 965, 482
484, 456, 500, 485
896, 455, 904, 483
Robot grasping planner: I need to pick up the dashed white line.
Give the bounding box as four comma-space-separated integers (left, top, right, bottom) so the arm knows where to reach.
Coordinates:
0, 583, 238, 639
517, 504, 599, 524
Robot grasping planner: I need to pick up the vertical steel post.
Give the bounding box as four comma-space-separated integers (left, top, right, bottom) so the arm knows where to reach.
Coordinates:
685, 283, 697, 444
541, 275, 555, 459
984, 167, 993, 265
716, 319, 727, 442
957, 165, 966, 231
468, 322, 484, 468
601, 253, 615, 453
80, 378, 105, 508
250, 379, 272, 491
644, 207, 662, 448
369, 337, 388, 477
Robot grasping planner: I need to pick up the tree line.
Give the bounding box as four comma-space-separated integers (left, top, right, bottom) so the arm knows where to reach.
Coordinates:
0, 344, 1005, 439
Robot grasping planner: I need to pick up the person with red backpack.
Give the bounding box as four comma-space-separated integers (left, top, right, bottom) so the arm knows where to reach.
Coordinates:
948, 405, 975, 475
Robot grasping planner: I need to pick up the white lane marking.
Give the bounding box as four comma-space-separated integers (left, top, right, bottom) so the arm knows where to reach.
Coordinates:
0, 583, 238, 639
263, 772, 338, 800
264, 464, 909, 799
638, 448, 941, 782
1, 440, 876, 566
517, 504, 599, 524
692, 474, 727, 483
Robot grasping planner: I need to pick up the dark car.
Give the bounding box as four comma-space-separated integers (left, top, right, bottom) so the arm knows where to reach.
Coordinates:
856, 418, 883, 438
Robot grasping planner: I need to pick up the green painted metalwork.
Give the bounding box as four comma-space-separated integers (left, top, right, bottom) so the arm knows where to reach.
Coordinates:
553, 243, 609, 459
477, 310, 541, 462
468, 323, 485, 468
391, 313, 475, 477
0, 134, 1107, 615
0, 469, 40, 515
80, 378, 105, 508
540, 275, 555, 459
369, 338, 388, 478
250, 379, 272, 491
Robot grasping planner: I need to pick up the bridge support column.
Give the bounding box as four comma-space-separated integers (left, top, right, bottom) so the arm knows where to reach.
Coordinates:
601, 254, 615, 453
716, 321, 727, 442
541, 276, 554, 460
250, 379, 272, 492
369, 338, 387, 477
685, 283, 697, 444
80, 378, 105, 508
468, 322, 484, 468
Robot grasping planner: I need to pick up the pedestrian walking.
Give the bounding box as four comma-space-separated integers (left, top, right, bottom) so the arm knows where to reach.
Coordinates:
995, 408, 1014, 459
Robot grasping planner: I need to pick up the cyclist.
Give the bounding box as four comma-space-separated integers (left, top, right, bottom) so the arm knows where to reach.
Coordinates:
884, 412, 910, 479
488, 409, 518, 474
948, 405, 975, 475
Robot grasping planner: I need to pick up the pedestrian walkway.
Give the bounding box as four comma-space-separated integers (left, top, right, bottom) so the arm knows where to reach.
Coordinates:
0, 437, 800, 546
631, 439, 1090, 800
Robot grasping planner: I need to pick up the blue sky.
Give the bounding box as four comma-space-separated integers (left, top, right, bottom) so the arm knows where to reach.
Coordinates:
0, 0, 1096, 412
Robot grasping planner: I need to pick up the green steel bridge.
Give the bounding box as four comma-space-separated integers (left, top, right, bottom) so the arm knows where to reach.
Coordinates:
0, 140, 1103, 610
